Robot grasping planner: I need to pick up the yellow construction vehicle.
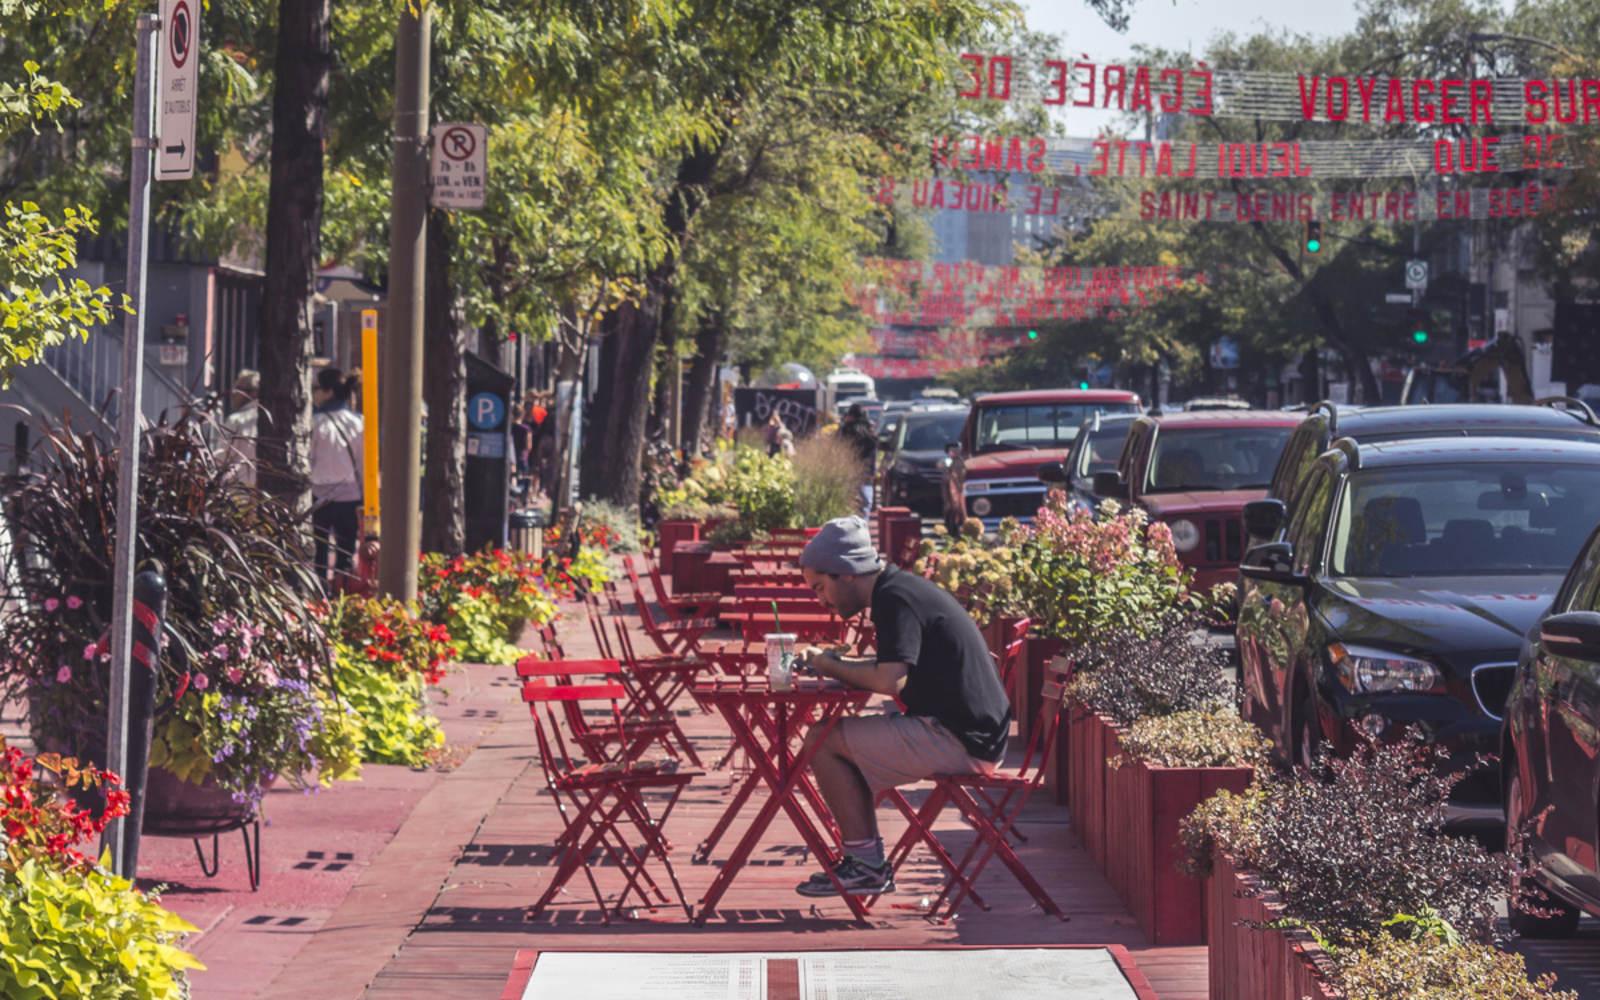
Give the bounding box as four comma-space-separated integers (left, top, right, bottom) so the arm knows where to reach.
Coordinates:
1399, 334, 1534, 405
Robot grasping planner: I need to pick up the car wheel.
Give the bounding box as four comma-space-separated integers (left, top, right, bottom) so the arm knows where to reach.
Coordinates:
1505, 770, 1582, 939
1293, 683, 1322, 770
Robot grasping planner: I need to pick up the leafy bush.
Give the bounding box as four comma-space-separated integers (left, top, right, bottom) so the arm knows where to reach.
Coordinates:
1114, 710, 1269, 768
318, 595, 456, 687
0, 409, 337, 798
332, 655, 443, 767
577, 499, 642, 553
1331, 934, 1575, 999
1018, 494, 1193, 645
1179, 735, 1520, 947
658, 499, 732, 522
723, 446, 796, 534
912, 517, 1031, 622
0, 859, 202, 1000
1064, 615, 1233, 726
792, 433, 864, 526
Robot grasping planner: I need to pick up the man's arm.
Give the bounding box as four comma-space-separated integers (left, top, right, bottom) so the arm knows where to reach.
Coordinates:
798, 647, 907, 697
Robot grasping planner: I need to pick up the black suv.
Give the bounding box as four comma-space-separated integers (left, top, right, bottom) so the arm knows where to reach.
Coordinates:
879, 406, 969, 516
1039, 412, 1138, 516
1237, 436, 1600, 833
1502, 523, 1600, 935
1245, 400, 1600, 548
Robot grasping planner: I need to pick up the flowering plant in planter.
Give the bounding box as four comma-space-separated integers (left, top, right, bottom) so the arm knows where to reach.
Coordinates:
316, 596, 451, 767
0, 411, 351, 812
418, 549, 559, 664
0, 737, 202, 999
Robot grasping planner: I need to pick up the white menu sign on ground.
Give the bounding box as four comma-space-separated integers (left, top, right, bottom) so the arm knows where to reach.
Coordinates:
521, 948, 1140, 1000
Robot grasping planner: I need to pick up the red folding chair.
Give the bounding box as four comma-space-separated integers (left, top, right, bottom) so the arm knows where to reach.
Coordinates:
872, 655, 1073, 922
516, 656, 685, 765
995, 616, 1030, 696
632, 553, 722, 621
607, 578, 718, 658
521, 673, 699, 924
585, 592, 707, 766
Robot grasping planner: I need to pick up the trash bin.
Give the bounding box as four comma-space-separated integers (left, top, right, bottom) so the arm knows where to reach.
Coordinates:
509, 508, 545, 558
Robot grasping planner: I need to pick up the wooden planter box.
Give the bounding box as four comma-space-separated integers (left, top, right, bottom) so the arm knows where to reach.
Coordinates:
656, 519, 699, 577
1017, 636, 1067, 750
1206, 853, 1342, 1000
1064, 702, 1111, 869
1105, 753, 1252, 945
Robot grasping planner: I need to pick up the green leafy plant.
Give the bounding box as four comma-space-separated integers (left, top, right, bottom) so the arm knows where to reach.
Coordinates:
1113, 709, 1270, 769
912, 517, 1031, 622
317, 595, 457, 686
418, 549, 559, 662
0, 409, 341, 806
0, 858, 203, 1000
1330, 933, 1574, 999
722, 445, 797, 535
576, 499, 643, 553
330, 655, 443, 767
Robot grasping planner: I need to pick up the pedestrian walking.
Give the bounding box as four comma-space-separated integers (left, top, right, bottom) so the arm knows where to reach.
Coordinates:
214, 369, 262, 486
837, 403, 878, 511
310, 367, 364, 588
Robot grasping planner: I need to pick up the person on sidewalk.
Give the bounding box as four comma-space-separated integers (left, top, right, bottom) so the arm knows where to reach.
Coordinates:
792, 516, 1010, 896
836, 404, 878, 511
214, 369, 262, 486
310, 367, 364, 587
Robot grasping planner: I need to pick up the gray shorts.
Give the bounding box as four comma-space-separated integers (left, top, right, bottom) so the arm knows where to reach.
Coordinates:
835, 710, 997, 796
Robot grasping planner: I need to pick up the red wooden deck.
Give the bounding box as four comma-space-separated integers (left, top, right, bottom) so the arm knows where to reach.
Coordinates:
357, 603, 1208, 1000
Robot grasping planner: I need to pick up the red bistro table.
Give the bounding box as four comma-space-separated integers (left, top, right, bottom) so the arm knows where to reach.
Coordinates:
691, 676, 873, 924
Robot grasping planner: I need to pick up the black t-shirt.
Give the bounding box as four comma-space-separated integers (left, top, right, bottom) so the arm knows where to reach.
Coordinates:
870, 564, 1011, 762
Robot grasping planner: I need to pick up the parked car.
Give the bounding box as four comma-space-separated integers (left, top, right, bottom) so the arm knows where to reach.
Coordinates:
1502, 521, 1600, 936
1245, 400, 1600, 551
1238, 436, 1600, 837
1096, 410, 1299, 592
1038, 412, 1138, 515
879, 406, 969, 516
958, 388, 1143, 529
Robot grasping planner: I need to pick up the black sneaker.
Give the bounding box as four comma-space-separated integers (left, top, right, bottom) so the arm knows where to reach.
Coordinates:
795, 855, 893, 897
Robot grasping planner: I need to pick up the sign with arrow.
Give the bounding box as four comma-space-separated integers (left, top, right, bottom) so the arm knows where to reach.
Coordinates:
157, 0, 198, 181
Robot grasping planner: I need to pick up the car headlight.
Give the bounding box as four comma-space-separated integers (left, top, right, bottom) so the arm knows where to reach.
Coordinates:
1167, 518, 1201, 553
971, 497, 993, 516
1329, 642, 1440, 694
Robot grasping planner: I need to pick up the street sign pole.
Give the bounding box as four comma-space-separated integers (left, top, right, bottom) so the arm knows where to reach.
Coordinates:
105, 11, 160, 877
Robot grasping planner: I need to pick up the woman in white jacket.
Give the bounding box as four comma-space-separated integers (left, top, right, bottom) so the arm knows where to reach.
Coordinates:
310, 367, 363, 586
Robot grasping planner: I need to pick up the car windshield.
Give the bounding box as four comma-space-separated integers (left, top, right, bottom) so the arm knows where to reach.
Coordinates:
1074, 420, 1133, 479
1144, 425, 1292, 492
973, 402, 1139, 453
900, 412, 968, 452
1328, 462, 1600, 577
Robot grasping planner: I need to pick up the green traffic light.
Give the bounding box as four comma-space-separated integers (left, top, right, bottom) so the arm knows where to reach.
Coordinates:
1027, 329, 1039, 340
1412, 330, 1428, 344
1306, 238, 1321, 253
1078, 381, 1090, 390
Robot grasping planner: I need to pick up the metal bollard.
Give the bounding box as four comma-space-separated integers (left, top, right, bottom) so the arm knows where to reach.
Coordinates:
119, 568, 166, 878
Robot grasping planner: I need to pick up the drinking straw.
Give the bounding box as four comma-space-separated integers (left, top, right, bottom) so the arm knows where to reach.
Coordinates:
770, 600, 785, 650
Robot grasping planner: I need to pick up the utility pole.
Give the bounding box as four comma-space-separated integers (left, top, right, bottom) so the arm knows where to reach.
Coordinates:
380, 4, 429, 601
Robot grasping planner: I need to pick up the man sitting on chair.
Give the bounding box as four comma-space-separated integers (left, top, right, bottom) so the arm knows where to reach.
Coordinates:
793, 516, 1010, 896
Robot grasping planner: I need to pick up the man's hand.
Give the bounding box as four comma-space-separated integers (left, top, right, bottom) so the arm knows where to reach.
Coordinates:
795, 644, 837, 676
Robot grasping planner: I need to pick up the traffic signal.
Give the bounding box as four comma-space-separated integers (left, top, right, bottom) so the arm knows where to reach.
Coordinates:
1412, 327, 1429, 345
1304, 220, 1323, 254
1026, 329, 1039, 341
1403, 307, 1430, 347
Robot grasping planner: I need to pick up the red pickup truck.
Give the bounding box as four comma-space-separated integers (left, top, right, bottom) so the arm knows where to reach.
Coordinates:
1097, 409, 1300, 592
959, 388, 1143, 528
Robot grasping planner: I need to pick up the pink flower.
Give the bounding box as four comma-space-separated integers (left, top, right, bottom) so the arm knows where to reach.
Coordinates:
261, 664, 278, 685
66, 595, 82, 609
83, 643, 97, 661
226, 667, 243, 685
43, 598, 59, 611
210, 643, 230, 660
56, 665, 71, 683
192, 673, 210, 691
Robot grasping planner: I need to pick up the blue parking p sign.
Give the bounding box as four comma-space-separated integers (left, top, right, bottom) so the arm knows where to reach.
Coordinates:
468, 392, 505, 430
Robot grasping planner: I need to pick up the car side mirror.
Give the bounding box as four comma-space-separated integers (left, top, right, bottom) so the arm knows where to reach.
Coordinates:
1240, 542, 1306, 584
1243, 498, 1287, 541
1092, 470, 1127, 499
1541, 610, 1600, 661
1037, 461, 1067, 485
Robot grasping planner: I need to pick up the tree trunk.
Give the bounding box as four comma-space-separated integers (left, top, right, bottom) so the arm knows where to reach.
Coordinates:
577, 145, 721, 508
580, 285, 664, 508
420, 210, 467, 555
682, 311, 724, 457
256, 0, 329, 511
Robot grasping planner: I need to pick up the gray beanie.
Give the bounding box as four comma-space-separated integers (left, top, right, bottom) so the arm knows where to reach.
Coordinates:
798, 516, 883, 576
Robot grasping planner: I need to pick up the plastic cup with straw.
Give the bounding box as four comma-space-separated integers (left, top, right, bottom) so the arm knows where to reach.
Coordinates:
766, 600, 796, 691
